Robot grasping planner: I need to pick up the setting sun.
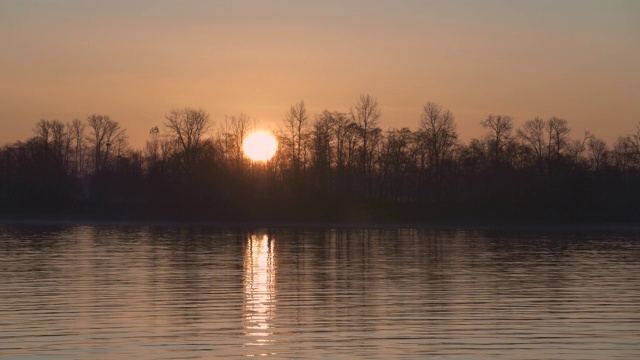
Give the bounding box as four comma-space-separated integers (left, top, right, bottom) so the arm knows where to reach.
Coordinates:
242, 131, 278, 162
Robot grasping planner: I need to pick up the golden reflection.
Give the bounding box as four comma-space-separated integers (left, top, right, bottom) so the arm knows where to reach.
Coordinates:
243, 233, 276, 355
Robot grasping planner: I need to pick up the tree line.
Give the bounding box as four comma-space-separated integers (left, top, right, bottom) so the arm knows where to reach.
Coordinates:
1, 94, 639, 223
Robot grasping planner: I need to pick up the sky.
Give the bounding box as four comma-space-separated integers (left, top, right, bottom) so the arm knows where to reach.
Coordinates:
1, 0, 639, 147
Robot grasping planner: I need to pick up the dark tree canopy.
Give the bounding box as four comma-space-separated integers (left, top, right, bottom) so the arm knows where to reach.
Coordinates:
1, 103, 639, 224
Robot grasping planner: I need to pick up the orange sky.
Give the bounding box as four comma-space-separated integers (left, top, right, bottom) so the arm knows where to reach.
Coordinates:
1, 0, 639, 147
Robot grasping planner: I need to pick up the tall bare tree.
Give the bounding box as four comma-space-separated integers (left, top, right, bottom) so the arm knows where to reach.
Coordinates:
49, 120, 66, 157
566, 131, 593, 166
351, 94, 382, 184
547, 117, 570, 161
33, 119, 52, 147
280, 101, 309, 171
417, 102, 457, 183
517, 117, 546, 168
626, 122, 640, 167
587, 136, 607, 171
481, 114, 513, 166
144, 126, 161, 168
331, 111, 351, 175
380, 127, 415, 202
67, 119, 85, 176
612, 136, 633, 170
164, 107, 212, 169
86, 114, 126, 173
33, 119, 66, 160
310, 111, 335, 190
227, 113, 252, 170
311, 111, 334, 172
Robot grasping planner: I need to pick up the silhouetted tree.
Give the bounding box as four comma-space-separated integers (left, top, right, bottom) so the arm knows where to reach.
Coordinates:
612, 136, 634, 171
416, 102, 457, 188
330, 111, 353, 188
626, 123, 640, 168
351, 94, 381, 195
86, 114, 126, 174
227, 113, 252, 172
164, 107, 212, 172
33, 119, 67, 163
481, 114, 513, 167
310, 110, 334, 192
588, 136, 608, 172
144, 126, 161, 168
280, 100, 309, 172
3, 102, 640, 223
567, 131, 593, 167
67, 119, 85, 177
547, 117, 570, 162
379, 127, 415, 202
517, 117, 546, 170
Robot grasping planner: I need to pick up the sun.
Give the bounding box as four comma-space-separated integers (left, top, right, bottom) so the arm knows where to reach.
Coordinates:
242, 131, 278, 162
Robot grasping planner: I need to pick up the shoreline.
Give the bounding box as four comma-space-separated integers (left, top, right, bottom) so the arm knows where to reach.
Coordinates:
2, 217, 640, 232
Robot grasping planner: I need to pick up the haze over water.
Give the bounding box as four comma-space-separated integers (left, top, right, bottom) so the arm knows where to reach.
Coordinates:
1, 225, 639, 359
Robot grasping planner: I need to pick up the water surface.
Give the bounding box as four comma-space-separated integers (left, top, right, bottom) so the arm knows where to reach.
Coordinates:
1, 225, 639, 359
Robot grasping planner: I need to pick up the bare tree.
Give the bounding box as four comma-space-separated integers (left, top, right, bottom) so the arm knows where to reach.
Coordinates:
65, 119, 85, 176
547, 117, 570, 161
481, 114, 513, 165
86, 114, 126, 173
145, 126, 161, 168
280, 100, 309, 171
311, 111, 334, 172
50, 121, 65, 147
456, 138, 488, 177
216, 120, 232, 168
517, 117, 546, 168
626, 122, 640, 167
351, 94, 382, 181
588, 136, 608, 171
164, 107, 212, 169
612, 136, 633, 170
567, 131, 593, 166
331, 111, 351, 175
417, 102, 458, 183
33, 119, 66, 157
310, 111, 336, 190
227, 113, 252, 170
380, 127, 414, 202
33, 119, 52, 147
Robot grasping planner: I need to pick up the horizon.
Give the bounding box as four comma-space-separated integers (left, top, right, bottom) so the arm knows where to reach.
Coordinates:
1, 0, 639, 147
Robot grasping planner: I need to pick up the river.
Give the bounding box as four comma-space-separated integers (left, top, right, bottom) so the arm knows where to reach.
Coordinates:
1, 225, 639, 359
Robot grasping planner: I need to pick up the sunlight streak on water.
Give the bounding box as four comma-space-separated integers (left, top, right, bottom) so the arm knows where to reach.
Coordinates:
243, 233, 276, 356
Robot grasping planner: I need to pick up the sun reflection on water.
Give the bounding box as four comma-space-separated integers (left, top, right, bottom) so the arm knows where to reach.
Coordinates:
243, 233, 276, 356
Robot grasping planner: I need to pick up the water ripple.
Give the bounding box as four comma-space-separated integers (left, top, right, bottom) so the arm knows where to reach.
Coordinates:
0, 226, 639, 359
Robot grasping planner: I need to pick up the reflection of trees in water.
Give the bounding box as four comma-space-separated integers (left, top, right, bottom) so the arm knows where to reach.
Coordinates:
0, 224, 82, 277
268, 229, 464, 330
137, 228, 247, 327
3, 226, 640, 357
266, 228, 640, 334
